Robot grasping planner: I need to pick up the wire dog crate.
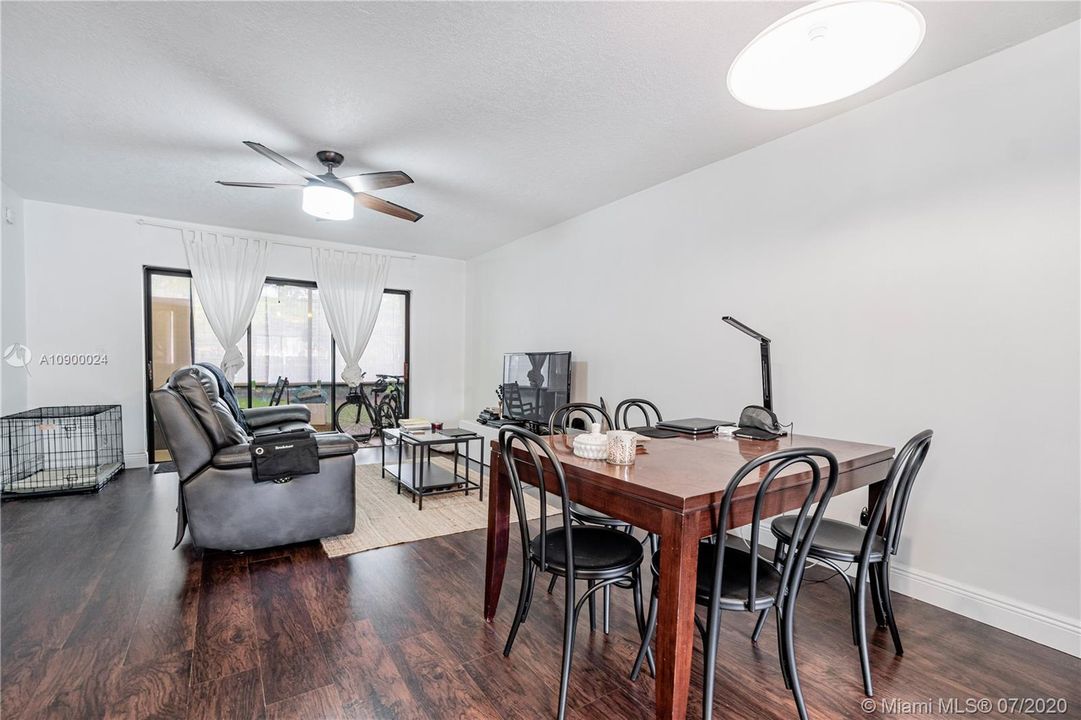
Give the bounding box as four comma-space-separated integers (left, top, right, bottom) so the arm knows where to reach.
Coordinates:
1, 405, 124, 498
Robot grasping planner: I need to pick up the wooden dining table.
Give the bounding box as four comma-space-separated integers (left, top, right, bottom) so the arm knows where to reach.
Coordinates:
483, 429, 894, 720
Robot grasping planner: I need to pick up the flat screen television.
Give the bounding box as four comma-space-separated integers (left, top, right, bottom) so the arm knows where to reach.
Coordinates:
502, 351, 571, 425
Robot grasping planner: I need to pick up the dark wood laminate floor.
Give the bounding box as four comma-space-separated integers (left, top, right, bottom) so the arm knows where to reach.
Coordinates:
2, 466, 1078, 720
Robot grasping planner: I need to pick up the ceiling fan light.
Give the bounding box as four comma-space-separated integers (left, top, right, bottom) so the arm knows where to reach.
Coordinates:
302, 184, 354, 221
727, 0, 925, 110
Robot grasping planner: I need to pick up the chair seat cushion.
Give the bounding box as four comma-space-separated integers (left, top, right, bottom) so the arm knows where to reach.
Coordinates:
651, 539, 781, 611
531, 526, 643, 578
771, 516, 885, 563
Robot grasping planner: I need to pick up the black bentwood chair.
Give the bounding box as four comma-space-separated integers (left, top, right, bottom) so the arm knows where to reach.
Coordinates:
631, 448, 840, 720
614, 397, 663, 431
548, 403, 626, 533
549, 401, 612, 436
765, 429, 933, 698
498, 426, 653, 720
546, 403, 636, 634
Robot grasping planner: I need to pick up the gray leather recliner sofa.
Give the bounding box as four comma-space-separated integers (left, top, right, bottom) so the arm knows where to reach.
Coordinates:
150, 365, 358, 551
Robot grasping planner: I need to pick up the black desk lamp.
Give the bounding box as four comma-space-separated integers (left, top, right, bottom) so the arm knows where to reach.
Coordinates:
723, 316, 772, 411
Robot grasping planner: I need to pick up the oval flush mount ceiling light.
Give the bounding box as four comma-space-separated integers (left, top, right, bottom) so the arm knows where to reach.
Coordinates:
727, 0, 925, 110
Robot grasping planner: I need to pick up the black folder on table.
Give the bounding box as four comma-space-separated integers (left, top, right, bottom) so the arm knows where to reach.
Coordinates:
655, 418, 733, 436
631, 426, 680, 439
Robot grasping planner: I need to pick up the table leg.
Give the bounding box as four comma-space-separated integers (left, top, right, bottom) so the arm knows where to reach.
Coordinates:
456, 443, 464, 495
419, 446, 425, 510
396, 435, 404, 494
478, 439, 484, 503
654, 510, 700, 720
484, 446, 510, 623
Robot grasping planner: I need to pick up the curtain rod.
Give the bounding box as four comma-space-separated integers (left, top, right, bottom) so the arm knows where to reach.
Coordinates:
135, 218, 418, 260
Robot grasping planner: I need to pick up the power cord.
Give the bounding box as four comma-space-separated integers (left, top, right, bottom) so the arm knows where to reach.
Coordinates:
802, 562, 851, 585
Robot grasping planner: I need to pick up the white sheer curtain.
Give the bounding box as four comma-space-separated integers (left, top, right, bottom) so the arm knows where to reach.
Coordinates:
312, 249, 391, 387
181, 230, 270, 382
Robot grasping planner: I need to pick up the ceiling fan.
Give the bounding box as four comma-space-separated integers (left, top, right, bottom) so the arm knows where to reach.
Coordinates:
217, 141, 422, 222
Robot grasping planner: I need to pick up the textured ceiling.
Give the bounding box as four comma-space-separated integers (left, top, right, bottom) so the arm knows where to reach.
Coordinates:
3, 2, 1078, 259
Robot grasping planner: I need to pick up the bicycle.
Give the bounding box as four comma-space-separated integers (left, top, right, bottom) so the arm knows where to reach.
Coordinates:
333, 373, 406, 441
375, 374, 406, 427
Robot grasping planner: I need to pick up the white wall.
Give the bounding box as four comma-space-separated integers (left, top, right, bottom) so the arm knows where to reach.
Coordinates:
21, 202, 466, 467
1, 182, 29, 414
466, 24, 1081, 654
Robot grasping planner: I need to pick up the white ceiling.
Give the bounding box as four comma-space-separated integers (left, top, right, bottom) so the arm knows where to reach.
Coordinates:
3, 2, 1077, 259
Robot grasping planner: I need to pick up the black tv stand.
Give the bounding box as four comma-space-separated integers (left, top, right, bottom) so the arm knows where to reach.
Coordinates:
485, 418, 521, 428
524, 420, 551, 435
483, 418, 551, 436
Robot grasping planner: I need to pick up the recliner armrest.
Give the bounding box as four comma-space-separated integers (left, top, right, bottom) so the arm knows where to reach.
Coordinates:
211, 443, 255, 469
314, 432, 360, 458
211, 432, 358, 470
242, 404, 311, 428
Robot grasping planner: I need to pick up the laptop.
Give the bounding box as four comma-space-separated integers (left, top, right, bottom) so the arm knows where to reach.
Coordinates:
655, 418, 734, 436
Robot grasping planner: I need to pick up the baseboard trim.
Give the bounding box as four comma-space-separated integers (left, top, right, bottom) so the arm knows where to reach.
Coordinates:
124, 451, 149, 468
888, 562, 1081, 658
763, 516, 1080, 657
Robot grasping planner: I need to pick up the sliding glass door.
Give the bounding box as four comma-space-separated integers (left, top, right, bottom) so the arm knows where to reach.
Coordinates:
144, 268, 409, 461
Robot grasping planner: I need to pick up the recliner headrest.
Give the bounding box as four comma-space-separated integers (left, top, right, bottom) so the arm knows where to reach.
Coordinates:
166, 365, 246, 449
195, 361, 227, 397
169, 365, 220, 403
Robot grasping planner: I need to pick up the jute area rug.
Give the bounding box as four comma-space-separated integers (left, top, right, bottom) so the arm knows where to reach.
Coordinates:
321, 455, 545, 558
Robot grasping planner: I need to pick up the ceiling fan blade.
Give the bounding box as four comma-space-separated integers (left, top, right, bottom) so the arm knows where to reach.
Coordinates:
356, 193, 423, 222
216, 181, 306, 189
339, 171, 414, 193
242, 141, 324, 183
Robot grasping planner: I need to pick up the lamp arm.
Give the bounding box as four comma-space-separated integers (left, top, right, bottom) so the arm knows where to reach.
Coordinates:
722, 316, 770, 343
760, 340, 772, 412
723, 316, 773, 410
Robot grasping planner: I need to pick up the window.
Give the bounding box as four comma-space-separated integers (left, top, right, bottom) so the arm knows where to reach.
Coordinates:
146, 268, 409, 456
248, 283, 332, 385
330, 291, 409, 421
334, 291, 407, 378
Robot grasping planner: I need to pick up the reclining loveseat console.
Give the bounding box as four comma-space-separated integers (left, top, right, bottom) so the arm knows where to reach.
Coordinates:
150, 365, 358, 551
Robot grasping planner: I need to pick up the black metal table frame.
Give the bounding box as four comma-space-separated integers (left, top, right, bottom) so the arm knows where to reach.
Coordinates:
381, 428, 484, 510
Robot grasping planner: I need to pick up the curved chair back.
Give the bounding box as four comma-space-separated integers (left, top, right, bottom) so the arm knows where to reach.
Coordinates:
712, 448, 840, 613
865, 429, 933, 559
498, 425, 575, 575
614, 398, 663, 430
548, 402, 614, 435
